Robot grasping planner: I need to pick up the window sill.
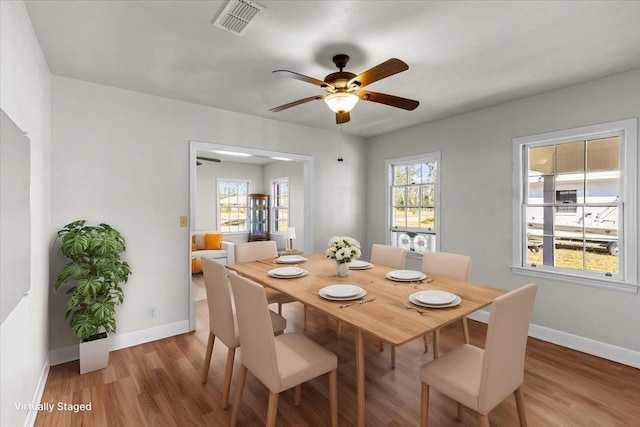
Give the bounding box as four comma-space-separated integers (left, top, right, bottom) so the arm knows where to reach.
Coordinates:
510, 266, 638, 294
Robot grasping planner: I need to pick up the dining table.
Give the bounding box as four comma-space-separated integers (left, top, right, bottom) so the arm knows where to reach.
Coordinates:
226, 253, 507, 427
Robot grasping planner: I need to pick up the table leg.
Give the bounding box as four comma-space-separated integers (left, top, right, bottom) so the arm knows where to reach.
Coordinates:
355, 329, 365, 427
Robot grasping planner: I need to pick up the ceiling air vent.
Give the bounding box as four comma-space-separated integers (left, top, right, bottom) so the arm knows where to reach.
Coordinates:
212, 0, 265, 36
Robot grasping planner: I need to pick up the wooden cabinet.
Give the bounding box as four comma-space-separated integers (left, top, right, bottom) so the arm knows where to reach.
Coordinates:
248, 193, 269, 241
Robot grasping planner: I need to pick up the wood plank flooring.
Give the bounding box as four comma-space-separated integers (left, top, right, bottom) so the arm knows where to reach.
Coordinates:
36, 275, 640, 426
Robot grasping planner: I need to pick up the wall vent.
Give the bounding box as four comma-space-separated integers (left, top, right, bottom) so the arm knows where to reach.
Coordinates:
212, 0, 265, 36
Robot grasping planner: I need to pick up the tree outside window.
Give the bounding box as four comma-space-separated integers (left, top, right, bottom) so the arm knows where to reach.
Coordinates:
218, 180, 249, 232
387, 153, 440, 253
271, 178, 289, 232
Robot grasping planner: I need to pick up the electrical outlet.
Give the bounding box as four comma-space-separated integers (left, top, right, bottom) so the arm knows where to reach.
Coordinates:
179, 216, 188, 227
148, 306, 157, 319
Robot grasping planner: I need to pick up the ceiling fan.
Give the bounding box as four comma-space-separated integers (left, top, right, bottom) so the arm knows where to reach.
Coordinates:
269, 54, 419, 124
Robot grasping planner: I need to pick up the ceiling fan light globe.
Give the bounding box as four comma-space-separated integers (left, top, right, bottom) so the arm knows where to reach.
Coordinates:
324, 92, 359, 113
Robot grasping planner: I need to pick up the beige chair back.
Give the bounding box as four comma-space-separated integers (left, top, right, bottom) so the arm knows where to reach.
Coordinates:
479, 283, 537, 413
229, 273, 280, 391
235, 240, 278, 263
421, 251, 471, 281
370, 243, 406, 269
201, 257, 238, 348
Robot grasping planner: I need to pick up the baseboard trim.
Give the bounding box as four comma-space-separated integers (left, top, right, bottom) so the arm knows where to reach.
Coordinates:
467, 310, 640, 369
24, 356, 50, 427
48, 320, 190, 366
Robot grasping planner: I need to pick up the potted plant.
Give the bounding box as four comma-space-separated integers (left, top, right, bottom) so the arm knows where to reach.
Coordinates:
54, 220, 131, 374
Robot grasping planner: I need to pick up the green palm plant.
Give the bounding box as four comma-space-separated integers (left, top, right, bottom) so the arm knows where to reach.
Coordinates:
54, 220, 132, 341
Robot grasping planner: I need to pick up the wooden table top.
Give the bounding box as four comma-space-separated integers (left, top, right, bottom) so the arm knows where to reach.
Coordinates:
227, 253, 506, 347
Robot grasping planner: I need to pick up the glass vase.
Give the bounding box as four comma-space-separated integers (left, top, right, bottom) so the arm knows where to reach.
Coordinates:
335, 261, 349, 278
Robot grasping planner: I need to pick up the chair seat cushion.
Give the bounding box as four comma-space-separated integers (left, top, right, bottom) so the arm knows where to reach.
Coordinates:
273, 332, 337, 393
420, 344, 484, 411
269, 310, 287, 335
265, 288, 296, 305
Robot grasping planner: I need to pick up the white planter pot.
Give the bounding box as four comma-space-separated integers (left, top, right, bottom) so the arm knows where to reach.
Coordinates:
79, 334, 110, 374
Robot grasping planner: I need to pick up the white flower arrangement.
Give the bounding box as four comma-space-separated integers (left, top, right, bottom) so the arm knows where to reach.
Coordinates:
325, 236, 362, 264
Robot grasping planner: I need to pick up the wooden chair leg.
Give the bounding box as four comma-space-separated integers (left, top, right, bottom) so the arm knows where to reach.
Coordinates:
230, 365, 248, 427
201, 332, 215, 383
221, 348, 236, 409
277, 302, 283, 315
303, 305, 308, 330
420, 382, 429, 427
478, 414, 490, 427
462, 317, 470, 343
423, 334, 429, 353
336, 320, 342, 338
329, 370, 338, 427
457, 402, 463, 421
391, 346, 396, 369
514, 387, 528, 427
266, 392, 279, 427
433, 329, 440, 358
294, 384, 302, 406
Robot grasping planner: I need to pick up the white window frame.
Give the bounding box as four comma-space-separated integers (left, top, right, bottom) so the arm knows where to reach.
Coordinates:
271, 177, 289, 234
217, 178, 251, 234
511, 118, 638, 293
385, 152, 441, 253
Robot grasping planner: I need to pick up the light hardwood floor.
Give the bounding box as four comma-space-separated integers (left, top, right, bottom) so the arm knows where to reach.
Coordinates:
36, 275, 640, 426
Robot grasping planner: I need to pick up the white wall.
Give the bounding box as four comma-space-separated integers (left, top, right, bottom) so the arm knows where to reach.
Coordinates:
49, 76, 367, 353
366, 69, 640, 352
0, 1, 51, 426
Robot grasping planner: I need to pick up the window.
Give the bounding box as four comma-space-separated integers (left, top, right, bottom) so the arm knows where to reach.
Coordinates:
218, 179, 249, 233
271, 178, 289, 232
512, 119, 637, 292
386, 152, 441, 253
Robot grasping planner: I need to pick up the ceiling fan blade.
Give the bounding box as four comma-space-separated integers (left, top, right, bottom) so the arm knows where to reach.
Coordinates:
273, 70, 334, 89
196, 156, 221, 163
269, 95, 325, 112
358, 90, 419, 110
336, 111, 350, 124
348, 58, 409, 88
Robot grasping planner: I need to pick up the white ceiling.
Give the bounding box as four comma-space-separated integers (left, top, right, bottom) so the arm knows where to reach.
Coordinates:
24, 0, 640, 138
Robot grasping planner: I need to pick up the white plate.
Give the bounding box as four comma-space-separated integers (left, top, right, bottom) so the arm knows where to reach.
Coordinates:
413, 290, 456, 305
275, 255, 307, 264
409, 292, 462, 308
348, 260, 373, 269
268, 267, 307, 278
319, 287, 367, 301
320, 284, 364, 298
386, 270, 427, 282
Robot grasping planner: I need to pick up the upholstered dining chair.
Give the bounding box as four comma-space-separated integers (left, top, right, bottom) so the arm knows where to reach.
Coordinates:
200, 257, 286, 409
370, 243, 407, 269
229, 273, 339, 427
234, 241, 301, 321
421, 251, 472, 357
419, 283, 537, 427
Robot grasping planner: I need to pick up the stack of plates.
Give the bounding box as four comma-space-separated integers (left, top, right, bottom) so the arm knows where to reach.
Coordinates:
268, 267, 307, 278
409, 290, 461, 308
275, 255, 307, 264
319, 284, 366, 301
348, 260, 373, 270
385, 270, 427, 282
